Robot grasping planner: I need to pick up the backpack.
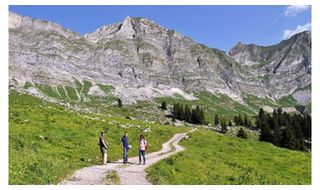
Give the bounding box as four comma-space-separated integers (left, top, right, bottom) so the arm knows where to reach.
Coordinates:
143, 139, 148, 150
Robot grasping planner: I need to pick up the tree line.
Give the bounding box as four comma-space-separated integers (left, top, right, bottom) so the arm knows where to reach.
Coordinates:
161, 101, 206, 125
233, 114, 254, 128
161, 100, 311, 151
256, 108, 311, 151
171, 103, 206, 125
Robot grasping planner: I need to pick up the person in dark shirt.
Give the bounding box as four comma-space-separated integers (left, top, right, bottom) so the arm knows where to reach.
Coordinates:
121, 131, 129, 164
99, 131, 109, 165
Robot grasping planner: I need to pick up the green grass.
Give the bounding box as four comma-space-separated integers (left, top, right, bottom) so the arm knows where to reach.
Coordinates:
57, 86, 68, 100
104, 170, 120, 185
74, 79, 83, 93
98, 84, 114, 94
35, 84, 60, 99
257, 74, 270, 81
155, 91, 257, 123
252, 60, 269, 69
64, 86, 78, 101
277, 95, 299, 107
243, 94, 278, 110
82, 80, 92, 95
23, 82, 33, 89
146, 129, 311, 185
32, 81, 104, 102
9, 91, 188, 184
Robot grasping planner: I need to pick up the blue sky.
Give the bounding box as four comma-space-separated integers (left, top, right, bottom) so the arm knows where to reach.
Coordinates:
9, 5, 311, 51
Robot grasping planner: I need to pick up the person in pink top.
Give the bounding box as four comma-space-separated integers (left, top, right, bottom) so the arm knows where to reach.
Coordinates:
138, 135, 148, 165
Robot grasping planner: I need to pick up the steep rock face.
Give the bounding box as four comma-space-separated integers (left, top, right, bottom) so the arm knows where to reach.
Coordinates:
229, 31, 311, 103
9, 12, 311, 104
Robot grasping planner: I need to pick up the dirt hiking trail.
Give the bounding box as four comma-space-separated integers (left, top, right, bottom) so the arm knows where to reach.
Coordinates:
60, 128, 196, 185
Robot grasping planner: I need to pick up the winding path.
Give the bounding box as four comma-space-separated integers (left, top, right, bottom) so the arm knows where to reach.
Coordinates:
60, 128, 196, 185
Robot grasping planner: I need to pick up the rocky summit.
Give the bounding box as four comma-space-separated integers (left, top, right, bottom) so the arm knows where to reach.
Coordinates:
9, 12, 311, 105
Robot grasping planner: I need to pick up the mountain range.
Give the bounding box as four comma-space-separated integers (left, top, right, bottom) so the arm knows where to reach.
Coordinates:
9, 12, 311, 108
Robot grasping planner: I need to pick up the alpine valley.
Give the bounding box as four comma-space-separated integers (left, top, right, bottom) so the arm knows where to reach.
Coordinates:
8, 11, 312, 185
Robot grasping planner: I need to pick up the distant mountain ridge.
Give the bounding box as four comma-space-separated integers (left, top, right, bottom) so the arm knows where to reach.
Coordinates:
9, 12, 311, 106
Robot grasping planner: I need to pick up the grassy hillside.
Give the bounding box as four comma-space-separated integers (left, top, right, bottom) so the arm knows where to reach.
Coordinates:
155, 91, 302, 124
146, 129, 311, 185
155, 92, 256, 122
9, 91, 188, 184
23, 80, 304, 123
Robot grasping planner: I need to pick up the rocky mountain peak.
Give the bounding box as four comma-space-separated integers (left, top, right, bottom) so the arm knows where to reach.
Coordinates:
116, 16, 136, 39
9, 11, 79, 39
9, 12, 23, 29
233, 41, 243, 48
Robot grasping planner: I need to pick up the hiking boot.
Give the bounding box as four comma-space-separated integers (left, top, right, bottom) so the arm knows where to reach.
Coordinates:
143, 162, 146, 165
138, 163, 141, 165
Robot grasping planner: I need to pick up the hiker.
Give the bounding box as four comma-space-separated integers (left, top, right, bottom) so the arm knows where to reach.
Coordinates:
121, 131, 129, 164
138, 135, 148, 165
99, 131, 109, 165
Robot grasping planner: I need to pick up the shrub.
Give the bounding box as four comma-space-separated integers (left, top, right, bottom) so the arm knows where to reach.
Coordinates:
237, 128, 248, 139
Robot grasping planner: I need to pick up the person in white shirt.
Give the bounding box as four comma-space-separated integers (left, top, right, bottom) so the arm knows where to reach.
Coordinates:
138, 135, 147, 165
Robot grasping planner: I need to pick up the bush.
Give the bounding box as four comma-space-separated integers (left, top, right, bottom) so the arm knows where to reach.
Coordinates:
161, 101, 167, 110
237, 128, 248, 139
117, 98, 123, 107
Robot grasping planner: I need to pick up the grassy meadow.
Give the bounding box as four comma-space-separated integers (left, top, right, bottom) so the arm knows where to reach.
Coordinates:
9, 85, 310, 185
146, 129, 311, 185
9, 91, 188, 184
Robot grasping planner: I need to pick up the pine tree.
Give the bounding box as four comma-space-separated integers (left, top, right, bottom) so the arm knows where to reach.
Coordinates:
191, 107, 198, 124
173, 103, 182, 120
117, 98, 123, 107
239, 114, 244, 126
244, 114, 249, 127
272, 120, 282, 146
281, 126, 297, 150
277, 107, 283, 125
214, 114, 220, 126
172, 103, 178, 119
283, 111, 290, 126
221, 117, 227, 134
234, 115, 239, 125
195, 105, 201, 124
259, 121, 273, 143
256, 108, 267, 129
161, 101, 167, 110
177, 104, 184, 120
199, 107, 206, 124
302, 114, 311, 139
292, 116, 305, 150
248, 119, 253, 129
267, 114, 276, 130
184, 104, 191, 123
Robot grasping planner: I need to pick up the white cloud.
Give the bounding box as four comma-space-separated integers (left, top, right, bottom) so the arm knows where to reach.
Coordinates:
284, 5, 310, 17
282, 22, 311, 39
